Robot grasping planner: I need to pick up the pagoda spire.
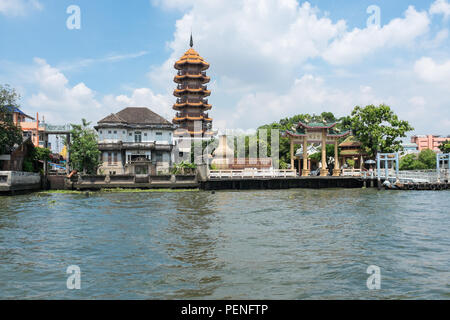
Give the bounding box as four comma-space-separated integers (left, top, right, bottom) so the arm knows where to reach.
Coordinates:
190, 33, 194, 48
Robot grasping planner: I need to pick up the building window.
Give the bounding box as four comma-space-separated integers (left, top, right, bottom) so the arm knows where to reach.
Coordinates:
144, 133, 147, 137
135, 132, 142, 143
156, 152, 163, 162
108, 131, 112, 134
129, 132, 132, 136
179, 152, 184, 157
113, 152, 118, 164
108, 152, 112, 165
100, 130, 103, 134
114, 131, 117, 134
156, 132, 162, 136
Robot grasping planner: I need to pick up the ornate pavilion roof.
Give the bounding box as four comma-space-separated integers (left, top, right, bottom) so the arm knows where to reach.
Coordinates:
298, 121, 338, 129
285, 121, 350, 138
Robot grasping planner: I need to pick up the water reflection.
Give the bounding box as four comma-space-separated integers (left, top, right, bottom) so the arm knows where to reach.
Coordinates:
163, 192, 222, 298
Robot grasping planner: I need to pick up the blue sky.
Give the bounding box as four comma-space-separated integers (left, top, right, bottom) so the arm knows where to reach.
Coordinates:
1, 0, 449, 137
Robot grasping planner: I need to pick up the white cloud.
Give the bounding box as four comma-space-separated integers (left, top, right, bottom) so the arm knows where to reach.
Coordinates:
148, 0, 347, 91
430, 0, 450, 19
323, 6, 430, 65
414, 56, 450, 83
0, 0, 42, 16
146, 0, 444, 133
5, 58, 173, 126
26, 58, 103, 124
225, 75, 388, 130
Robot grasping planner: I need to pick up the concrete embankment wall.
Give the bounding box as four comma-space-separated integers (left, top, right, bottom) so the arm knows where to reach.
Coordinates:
201, 177, 366, 190
0, 171, 41, 193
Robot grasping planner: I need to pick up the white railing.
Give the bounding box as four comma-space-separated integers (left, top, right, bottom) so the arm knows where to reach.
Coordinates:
342, 169, 363, 177
209, 169, 297, 179
377, 169, 447, 183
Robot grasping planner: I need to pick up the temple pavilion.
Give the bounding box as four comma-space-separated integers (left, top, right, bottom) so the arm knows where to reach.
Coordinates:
172, 35, 213, 138
285, 121, 350, 176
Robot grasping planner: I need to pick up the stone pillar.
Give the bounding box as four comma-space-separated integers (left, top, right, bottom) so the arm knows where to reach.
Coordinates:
320, 129, 328, 176
290, 139, 294, 171
302, 138, 310, 176
333, 139, 341, 176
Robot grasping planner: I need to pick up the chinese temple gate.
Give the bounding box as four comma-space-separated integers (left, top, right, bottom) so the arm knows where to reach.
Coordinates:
172, 35, 213, 138
286, 122, 350, 177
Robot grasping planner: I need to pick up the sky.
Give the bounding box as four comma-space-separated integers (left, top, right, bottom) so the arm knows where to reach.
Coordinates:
0, 0, 449, 137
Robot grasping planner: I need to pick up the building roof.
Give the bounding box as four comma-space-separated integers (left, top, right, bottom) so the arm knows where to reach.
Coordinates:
4, 105, 34, 120
339, 135, 362, 148
98, 107, 173, 126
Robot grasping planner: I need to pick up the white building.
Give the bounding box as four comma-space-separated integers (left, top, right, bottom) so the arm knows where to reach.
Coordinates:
95, 107, 175, 175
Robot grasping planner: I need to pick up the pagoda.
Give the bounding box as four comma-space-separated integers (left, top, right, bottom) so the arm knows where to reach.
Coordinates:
172, 35, 213, 137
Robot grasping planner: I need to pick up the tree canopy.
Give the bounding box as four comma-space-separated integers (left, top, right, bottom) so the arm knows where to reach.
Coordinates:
0, 84, 23, 155
346, 104, 413, 158
68, 119, 100, 174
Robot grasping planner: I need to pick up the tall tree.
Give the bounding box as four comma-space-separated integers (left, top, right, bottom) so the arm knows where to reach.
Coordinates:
349, 104, 413, 158
0, 85, 23, 154
68, 119, 100, 174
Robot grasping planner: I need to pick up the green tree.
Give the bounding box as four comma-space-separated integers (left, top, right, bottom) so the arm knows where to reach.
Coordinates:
438, 139, 450, 153
399, 154, 416, 170
68, 119, 100, 174
0, 84, 23, 154
417, 149, 436, 169
399, 149, 436, 170
23, 146, 51, 173
349, 104, 413, 158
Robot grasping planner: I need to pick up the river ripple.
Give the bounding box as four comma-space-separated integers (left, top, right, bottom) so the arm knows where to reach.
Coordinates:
0, 189, 449, 299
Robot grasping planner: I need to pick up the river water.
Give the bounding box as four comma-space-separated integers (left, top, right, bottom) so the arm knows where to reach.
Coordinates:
0, 189, 449, 299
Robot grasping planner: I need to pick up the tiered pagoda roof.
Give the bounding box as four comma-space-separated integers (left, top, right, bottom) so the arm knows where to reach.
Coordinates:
174, 48, 210, 71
